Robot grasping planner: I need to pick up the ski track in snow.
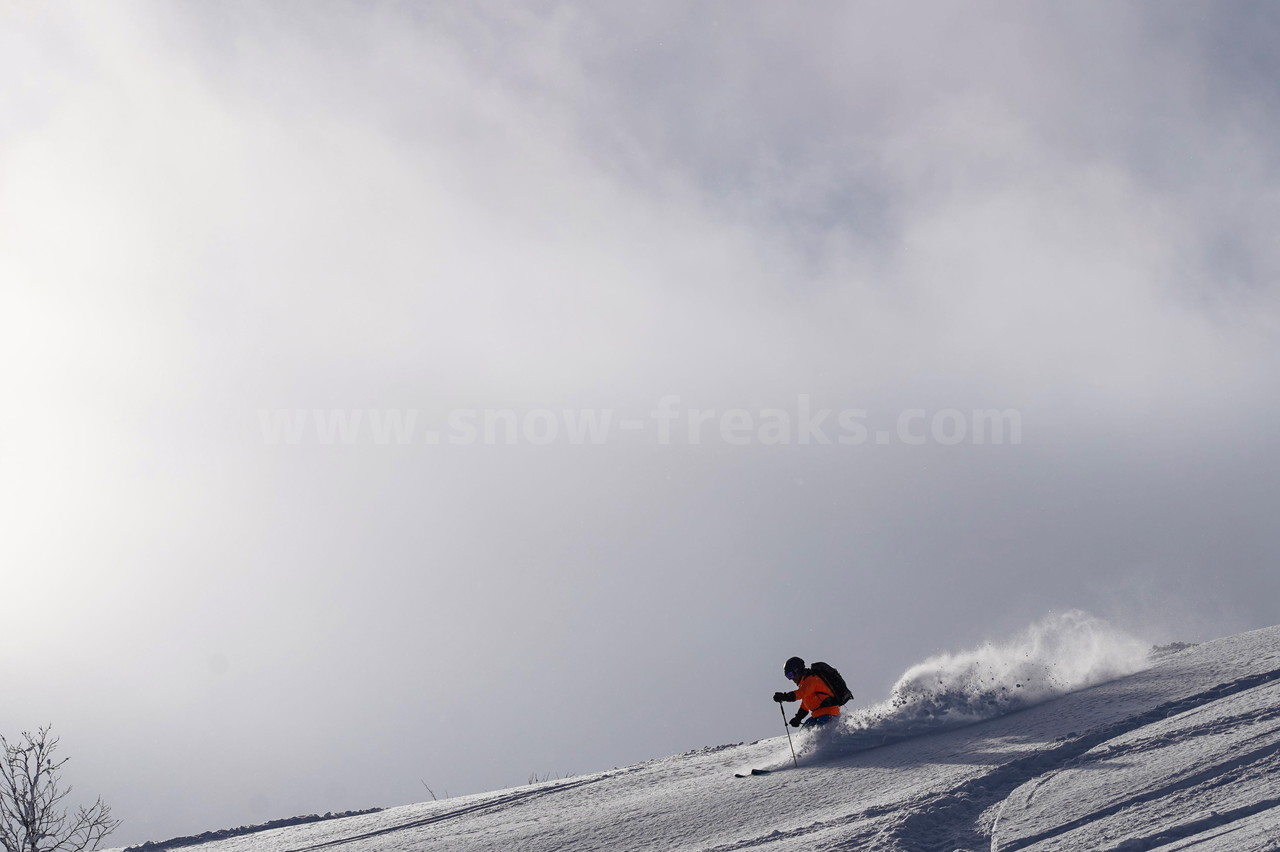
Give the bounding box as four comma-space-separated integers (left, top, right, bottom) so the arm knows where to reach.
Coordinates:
901, 666, 1280, 851
105, 620, 1280, 852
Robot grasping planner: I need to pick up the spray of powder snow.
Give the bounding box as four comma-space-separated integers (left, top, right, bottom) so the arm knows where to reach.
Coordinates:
797, 611, 1151, 756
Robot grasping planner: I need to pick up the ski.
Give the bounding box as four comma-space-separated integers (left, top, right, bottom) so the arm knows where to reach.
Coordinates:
733, 768, 772, 778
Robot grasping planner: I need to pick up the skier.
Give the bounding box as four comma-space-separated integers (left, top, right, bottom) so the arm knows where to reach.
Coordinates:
773, 656, 841, 728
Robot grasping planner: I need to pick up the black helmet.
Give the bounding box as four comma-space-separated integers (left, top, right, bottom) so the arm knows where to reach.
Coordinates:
784, 657, 805, 679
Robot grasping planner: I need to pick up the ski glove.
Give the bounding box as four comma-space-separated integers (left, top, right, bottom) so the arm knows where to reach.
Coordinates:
773, 691, 796, 703
790, 709, 809, 727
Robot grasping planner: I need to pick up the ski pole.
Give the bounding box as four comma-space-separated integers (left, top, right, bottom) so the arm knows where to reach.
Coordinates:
780, 702, 799, 769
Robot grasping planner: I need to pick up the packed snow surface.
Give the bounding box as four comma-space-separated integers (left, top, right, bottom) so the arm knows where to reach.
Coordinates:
108, 614, 1280, 851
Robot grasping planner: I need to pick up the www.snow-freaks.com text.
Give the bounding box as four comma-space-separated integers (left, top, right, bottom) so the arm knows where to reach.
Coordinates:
257, 396, 1022, 447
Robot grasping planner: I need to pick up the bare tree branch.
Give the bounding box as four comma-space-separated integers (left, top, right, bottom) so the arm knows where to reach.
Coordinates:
0, 727, 120, 852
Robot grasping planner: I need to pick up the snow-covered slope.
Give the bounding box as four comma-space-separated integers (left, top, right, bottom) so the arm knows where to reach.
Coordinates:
111, 622, 1280, 852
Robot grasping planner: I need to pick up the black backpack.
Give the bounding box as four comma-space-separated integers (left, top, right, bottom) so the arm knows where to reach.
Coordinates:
810, 661, 854, 707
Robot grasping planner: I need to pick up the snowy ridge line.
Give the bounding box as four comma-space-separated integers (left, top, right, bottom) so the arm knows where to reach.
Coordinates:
122, 810, 384, 852
892, 664, 1280, 852
281, 773, 615, 852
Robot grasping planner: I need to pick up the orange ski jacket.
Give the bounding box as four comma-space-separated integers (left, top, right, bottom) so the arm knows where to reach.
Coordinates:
796, 672, 840, 717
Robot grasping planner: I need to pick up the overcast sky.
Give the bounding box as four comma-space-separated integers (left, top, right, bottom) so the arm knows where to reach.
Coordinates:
3, 1, 1279, 846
